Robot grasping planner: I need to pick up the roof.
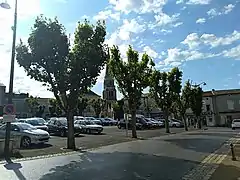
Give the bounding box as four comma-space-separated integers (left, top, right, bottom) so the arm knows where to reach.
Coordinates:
203, 89, 240, 97
0, 83, 5, 87
85, 90, 101, 97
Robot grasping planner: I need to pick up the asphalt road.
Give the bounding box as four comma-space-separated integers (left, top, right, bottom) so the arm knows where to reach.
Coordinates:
0, 127, 238, 180
20, 126, 188, 158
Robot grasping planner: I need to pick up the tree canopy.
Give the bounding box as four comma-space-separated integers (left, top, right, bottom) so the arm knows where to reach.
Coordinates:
109, 45, 154, 138
16, 16, 108, 149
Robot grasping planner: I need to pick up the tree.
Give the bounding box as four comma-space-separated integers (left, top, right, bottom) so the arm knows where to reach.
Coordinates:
16, 16, 107, 149
91, 99, 106, 118
25, 96, 39, 116
149, 67, 182, 133
177, 80, 192, 131
49, 98, 62, 117
36, 105, 46, 117
109, 46, 154, 138
76, 98, 89, 116
190, 86, 203, 129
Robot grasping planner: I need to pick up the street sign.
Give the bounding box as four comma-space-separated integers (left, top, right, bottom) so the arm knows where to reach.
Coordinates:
4, 104, 15, 115
2, 115, 16, 122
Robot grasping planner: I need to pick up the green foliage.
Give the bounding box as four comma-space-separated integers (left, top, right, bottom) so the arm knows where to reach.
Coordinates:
49, 98, 62, 117
149, 67, 182, 133
76, 98, 89, 116
16, 15, 107, 149
25, 96, 40, 115
109, 45, 154, 138
91, 99, 106, 117
190, 86, 203, 117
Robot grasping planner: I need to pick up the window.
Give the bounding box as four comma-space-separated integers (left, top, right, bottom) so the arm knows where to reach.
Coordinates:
209, 118, 212, 122
206, 105, 210, 111
0, 125, 6, 130
11, 125, 20, 132
227, 100, 234, 110
48, 120, 55, 125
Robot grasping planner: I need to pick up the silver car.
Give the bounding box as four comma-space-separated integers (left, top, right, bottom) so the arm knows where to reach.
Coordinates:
74, 120, 103, 134
0, 123, 50, 148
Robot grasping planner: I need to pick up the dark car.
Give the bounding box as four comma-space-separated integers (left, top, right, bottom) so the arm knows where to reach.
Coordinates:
96, 118, 110, 126
18, 118, 49, 131
104, 118, 118, 126
117, 119, 144, 130
46, 117, 82, 137
74, 120, 103, 134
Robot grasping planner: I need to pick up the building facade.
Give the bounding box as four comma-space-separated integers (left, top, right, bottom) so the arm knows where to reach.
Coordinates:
102, 64, 117, 117
202, 89, 240, 127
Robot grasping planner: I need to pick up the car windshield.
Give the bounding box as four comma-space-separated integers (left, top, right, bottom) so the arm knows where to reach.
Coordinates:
19, 123, 37, 130
233, 119, 240, 123
85, 121, 96, 125
59, 120, 67, 125
27, 119, 46, 125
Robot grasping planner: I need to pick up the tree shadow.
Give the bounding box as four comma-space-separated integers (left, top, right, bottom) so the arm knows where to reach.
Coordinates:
210, 163, 240, 180
164, 138, 228, 154
188, 132, 237, 138
39, 152, 199, 180
3, 159, 26, 180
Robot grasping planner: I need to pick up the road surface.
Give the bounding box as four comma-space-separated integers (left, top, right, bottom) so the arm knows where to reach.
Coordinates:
0, 127, 238, 180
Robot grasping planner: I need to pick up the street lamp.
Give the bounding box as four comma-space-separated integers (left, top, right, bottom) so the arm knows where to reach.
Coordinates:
1, 0, 18, 159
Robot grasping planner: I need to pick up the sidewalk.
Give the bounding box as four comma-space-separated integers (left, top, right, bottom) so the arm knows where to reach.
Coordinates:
209, 139, 240, 180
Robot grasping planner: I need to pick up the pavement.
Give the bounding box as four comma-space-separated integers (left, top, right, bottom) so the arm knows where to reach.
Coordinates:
0, 127, 238, 180
19, 126, 189, 158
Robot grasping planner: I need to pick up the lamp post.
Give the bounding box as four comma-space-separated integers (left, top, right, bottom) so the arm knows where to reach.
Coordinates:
0, 0, 18, 159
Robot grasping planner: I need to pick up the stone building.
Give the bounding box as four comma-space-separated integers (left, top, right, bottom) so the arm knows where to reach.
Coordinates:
102, 64, 117, 117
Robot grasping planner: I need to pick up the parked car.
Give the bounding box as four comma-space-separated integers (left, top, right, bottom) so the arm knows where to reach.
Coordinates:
74, 120, 103, 134
104, 118, 118, 126
145, 118, 164, 128
96, 118, 110, 126
46, 117, 82, 137
117, 119, 144, 130
169, 119, 184, 128
0, 123, 50, 148
18, 117, 48, 131
232, 119, 240, 130
85, 117, 102, 125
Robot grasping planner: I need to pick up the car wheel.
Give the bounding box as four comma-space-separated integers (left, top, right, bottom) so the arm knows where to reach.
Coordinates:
60, 130, 66, 137
172, 124, 176, 128
117, 125, 121, 129
21, 136, 31, 148
232, 127, 235, 130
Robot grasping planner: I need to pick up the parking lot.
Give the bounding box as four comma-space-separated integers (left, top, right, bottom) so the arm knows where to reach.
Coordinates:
19, 126, 189, 158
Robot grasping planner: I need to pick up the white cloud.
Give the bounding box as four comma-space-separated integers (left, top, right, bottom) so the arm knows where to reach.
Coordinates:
109, 0, 168, 14
196, 18, 206, 24
173, 22, 183, 27
162, 48, 217, 66
181, 31, 240, 49
181, 33, 201, 49
160, 29, 172, 34
207, 4, 235, 18
187, 0, 211, 5
222, 44, 240, 60
154, 13, 180, 27
93, 10, 121, 21
176, 0, 184, 4
143, 46, 158, 58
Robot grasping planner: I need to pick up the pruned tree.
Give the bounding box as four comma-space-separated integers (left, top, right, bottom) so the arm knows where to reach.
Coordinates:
109, 45, 154, 138
177, 80, 192, 131
76, 98, 89, 116
91, 99, 106, 118
25, 96, 40, 116
190, 86, 203, 129
49, 98, 62, 117
150, 67, 182, 133
16, 16, 107, 149
36, 105, 46, 118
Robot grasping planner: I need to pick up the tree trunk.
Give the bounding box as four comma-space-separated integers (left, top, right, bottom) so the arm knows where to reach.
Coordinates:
182, 114, 188, 131
164, 110, 170, 133
67, 110, 76, 150
131, 109, 137, 138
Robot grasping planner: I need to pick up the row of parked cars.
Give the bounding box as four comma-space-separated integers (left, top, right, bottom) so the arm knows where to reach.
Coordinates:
0, 116, 115, 148
117, 115, 184, 130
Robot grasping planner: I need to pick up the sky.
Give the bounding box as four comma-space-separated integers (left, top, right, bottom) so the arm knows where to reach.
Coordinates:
0, 0, 240, 100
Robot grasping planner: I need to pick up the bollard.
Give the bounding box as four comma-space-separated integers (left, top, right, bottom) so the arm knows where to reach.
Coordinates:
230, 143, 237, 161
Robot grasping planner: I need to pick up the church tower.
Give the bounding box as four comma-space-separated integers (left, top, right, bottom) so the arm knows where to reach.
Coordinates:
102, 61, 117, 117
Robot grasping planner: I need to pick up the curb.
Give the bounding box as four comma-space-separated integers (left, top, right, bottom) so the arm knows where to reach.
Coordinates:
182, 132, 240, 180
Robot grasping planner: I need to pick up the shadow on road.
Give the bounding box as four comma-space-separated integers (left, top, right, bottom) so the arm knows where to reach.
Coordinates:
164, 138, 225, 154
209, 163, 240, 180
21, 143, 53, 150
39, 152, 199, 180
4, 159, 26, 180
